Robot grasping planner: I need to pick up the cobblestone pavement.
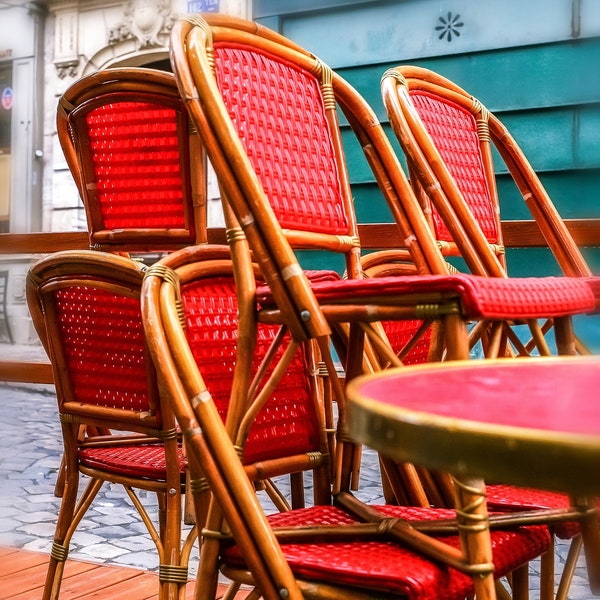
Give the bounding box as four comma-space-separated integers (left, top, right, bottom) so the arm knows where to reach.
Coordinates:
0, 363, 594, 598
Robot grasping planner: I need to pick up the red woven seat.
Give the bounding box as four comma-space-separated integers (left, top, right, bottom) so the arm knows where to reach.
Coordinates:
256, 274, 595, 319
79, 443, 187, 481
223, 505, 550, 599
486, 486, 580, 540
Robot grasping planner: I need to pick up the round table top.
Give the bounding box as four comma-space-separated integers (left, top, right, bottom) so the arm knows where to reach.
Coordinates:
347, 356, 600, 495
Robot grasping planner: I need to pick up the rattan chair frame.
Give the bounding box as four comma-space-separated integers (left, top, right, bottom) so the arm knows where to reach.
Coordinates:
162, 14, 598, 600
379, 65, 600, 598
26, 250, 195, 600
142, 244, 333, 521
381, 65, 594, 358
142, 246, 558, 600
57, 67, 207, 253
381, 65, 592, 280
168, 14, 596, 491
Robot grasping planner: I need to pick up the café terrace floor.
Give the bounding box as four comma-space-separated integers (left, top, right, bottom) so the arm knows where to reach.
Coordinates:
0, 342, 593, 599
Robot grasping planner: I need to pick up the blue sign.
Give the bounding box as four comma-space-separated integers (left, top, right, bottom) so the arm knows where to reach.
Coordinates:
187, 0, 219, 12
1, 87, 12, 111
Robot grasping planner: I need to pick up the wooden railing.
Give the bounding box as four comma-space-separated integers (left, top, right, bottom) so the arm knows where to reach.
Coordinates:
1, 219, 598, 386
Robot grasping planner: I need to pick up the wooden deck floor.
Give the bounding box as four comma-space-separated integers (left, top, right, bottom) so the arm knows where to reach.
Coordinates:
0, 547, 248, 599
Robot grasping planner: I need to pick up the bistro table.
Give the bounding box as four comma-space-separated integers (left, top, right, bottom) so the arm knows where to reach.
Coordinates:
346, 356, 600, 599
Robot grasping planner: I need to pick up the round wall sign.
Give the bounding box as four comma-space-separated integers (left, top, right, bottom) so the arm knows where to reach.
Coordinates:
1, 87, 13, 110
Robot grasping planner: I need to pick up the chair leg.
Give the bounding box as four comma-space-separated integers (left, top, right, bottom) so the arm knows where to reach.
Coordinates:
556, 535, 582, 600
453, 476, 496, 600
510, 563, 529, 600
443, 314, 470, 360
576, 498, 600, 594
540, 540, 556, 600
43, 476, 103, 600
554, 316, 577, 356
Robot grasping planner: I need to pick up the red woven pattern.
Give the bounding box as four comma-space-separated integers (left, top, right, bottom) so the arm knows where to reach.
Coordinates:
213, 43, 349, 234
410, 91, 499, 243
259, 274, 595, 319
486, 484, 579, 539
382, 319, 432, 365
223, 504, 550, 599
55, 287, 150, 412
455, 274, 596, 319
79, 442, 186, 481
181, 276, 322, 464
86, 101, 186, 229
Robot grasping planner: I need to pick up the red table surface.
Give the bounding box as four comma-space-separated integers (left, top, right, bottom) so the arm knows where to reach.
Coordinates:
358, 357, 600, 438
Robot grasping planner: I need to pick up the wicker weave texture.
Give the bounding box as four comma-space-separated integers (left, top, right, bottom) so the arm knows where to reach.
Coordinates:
382, 319, 432, 365
213, 43, 349, 235
55, 287, 151, 413
410, 91, 499, 243
182, 276, 322, 463
259, 274, 595, 319
486, 484, 580, 539
223, 504, 550, 599
79, 442, 185, 481
86, 101, 187, 230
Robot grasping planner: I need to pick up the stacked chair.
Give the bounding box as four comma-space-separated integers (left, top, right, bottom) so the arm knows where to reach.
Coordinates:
26, 251, 190, 600
144, 246, 554, 600
149, 12, 600, 600
380, 65, 600, 597
380, 65, 594, 356
29, 67, 207, 600
56, 67, 206, 252
33, 14, 600, 600
32, 65, 334, 600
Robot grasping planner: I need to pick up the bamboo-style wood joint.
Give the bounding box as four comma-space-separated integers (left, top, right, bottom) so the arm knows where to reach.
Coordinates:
157, 427, 178, 441
51, 541, 68, 562
159, 564, 188, 584
190, 477, 210, 494
415, 303, 459, 319
226, 227, 247, 244
145, 264, 180, 289
316, 59, 335, 111
381, 68, 407, 88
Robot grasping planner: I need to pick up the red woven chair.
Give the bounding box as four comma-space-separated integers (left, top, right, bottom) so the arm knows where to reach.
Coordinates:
56, 67, 206, 253
379, 65, 600, 598
142, 244, 333, 521
380, 65, 595, 358
170, 10, 594, 474
143, 246, 553, 600
26, 251, 192, 600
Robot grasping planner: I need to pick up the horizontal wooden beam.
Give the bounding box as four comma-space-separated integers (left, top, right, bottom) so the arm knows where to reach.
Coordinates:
357, 219, 600, 249
0, 362, 53, 384
1, 219, 598, 389
1, 220, 599, 255
0, 232, 90, 254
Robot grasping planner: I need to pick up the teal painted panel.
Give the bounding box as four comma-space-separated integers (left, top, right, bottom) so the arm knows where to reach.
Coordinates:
337, 38, 600, 115
340, 122, 407, 185
296, 250, 345, 274
276, 0, 576, 68
577, 105, 600, 168
254, 0, 378, 19
497, 170, 600, 220
496, 110, 575, 172
352, 183, 396, 225
506, 247, 600, 276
